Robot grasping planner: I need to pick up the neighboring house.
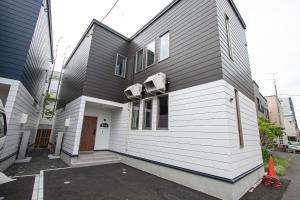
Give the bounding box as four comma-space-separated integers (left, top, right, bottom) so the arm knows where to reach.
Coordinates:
53, 0, 263, 199
280, 97, 299, 142
35, 71, 60, 148
0, 0, 53, 170
266, 95, 287, 145
253, 81, 269, 119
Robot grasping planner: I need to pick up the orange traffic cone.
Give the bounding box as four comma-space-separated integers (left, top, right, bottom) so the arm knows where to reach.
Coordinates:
262, 155, 281, 187
267, 155, 276, 178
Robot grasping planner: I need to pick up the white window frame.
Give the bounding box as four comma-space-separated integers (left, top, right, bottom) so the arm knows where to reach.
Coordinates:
131, 101, 140, 129
135, 49, 144, 73
159, 32, 170, 62
143, 98, 153, 130
146, 41, 155, 68
115, 53, 127, 78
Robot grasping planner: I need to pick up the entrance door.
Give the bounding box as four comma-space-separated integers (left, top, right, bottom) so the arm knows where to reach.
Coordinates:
79, 116, 97, 151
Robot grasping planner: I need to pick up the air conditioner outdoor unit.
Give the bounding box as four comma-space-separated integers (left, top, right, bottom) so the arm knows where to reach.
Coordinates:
144, 72, 166, 94
124, 83, 143, 100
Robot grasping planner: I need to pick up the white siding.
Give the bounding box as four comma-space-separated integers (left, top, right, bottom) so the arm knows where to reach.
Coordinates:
224, 81, 263, 179
0, 79, 41, 160
110, 80, 262, 180
52, 97, 85, 155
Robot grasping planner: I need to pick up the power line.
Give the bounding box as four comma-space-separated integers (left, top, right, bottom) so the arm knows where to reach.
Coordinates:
101, 0, 119, 22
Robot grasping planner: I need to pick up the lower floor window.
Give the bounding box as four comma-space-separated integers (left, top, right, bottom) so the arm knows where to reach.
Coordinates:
131, 101, 140, 129
157, 95, 168, 129
143, 99, 152, 129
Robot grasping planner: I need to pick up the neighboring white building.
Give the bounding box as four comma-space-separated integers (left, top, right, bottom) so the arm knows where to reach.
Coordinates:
280, 97, 299, 142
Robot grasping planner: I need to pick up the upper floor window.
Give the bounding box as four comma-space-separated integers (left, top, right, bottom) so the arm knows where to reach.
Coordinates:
146, 41, 155, 67
115, 54, 127, 77
135, 49, 144, 73
157, 95, 168, 129
159, 32, 170, 61
225, 15, 233, 60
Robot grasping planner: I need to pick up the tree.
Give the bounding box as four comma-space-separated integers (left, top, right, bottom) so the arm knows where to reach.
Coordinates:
258, 117, 284, 159
43, 93, 56, 120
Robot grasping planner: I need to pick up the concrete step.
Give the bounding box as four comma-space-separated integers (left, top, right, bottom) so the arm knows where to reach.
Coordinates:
78, 152, 118, 161
77, 154, 119, 162
71, 158, 121, 168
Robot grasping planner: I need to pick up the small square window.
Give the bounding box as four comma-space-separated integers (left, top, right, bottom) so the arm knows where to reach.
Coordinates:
115, 54, 127, 77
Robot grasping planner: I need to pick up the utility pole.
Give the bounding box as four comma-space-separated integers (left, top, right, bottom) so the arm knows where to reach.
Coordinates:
272, 72, 279, 97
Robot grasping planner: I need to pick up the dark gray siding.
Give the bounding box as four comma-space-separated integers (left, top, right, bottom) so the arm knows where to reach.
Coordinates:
0, 0, 43, 81
127, 0, 223, 94
216, 0, 254, 100
83, 25, 130, 103
22, 0, 52, 102
57, 32, 92, 108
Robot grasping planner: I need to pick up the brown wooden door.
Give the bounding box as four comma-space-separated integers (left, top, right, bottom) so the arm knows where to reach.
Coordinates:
35, 129, 51, 148
79, 116, 97, 151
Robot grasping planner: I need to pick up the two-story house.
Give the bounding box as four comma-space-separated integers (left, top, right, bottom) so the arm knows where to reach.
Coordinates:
253, 81, 269, 119
52, 0, 263, 199
0, 0, 53, 170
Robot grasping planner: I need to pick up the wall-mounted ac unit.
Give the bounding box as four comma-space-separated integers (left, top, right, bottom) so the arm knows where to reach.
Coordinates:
124, 83, 143, 100
144, 72, 166, 94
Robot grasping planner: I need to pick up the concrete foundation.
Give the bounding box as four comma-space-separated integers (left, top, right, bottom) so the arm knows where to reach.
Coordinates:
119, 154, 264, 200
0, 155, 16, 171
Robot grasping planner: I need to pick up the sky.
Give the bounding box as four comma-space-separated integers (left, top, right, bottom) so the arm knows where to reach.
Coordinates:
51, 0, 300, 122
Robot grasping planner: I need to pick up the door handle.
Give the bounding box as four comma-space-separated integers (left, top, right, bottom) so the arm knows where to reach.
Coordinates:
93, 129, 96, 135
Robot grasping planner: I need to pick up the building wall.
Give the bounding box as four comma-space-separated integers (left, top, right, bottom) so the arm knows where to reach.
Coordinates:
0, 78, 41, 170
266, 96, 284, 127
216, 0, 254, 101
0, 0, 52, 103
0, 0, 43, 81
21, 0, 52, 102
127, 0, 223, 96
57, 32, 92, 109
110, 80, 262, 180
52, 97, 85, 155
83, 25, 130, 103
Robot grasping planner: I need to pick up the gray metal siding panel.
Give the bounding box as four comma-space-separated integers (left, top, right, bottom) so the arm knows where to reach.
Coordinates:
57, 34, 92, 109
83, 25, 130, 103
127, 0, 223, 95
216, 0, 254, 100
22, 1, 52, 102
0, 0, 43, 81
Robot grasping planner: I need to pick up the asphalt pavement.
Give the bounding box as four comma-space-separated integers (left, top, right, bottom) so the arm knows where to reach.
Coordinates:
274, 151, 300, 200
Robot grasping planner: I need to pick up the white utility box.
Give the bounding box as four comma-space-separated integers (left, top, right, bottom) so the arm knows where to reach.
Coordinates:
143, 72, 166, 94
124, 83, 143, 100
